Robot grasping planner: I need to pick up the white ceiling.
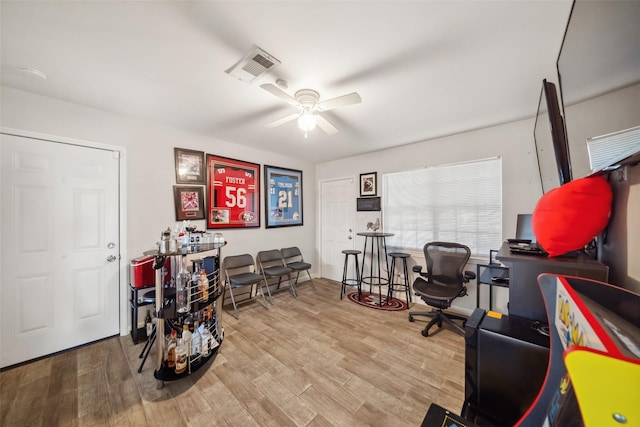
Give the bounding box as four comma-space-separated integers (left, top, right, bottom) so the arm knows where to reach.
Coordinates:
1, 1, 573, 163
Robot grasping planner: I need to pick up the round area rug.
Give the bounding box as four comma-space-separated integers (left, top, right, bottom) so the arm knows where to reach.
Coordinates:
346, 291, 408, 311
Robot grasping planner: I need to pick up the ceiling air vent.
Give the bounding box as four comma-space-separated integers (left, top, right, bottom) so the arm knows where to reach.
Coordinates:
226, 46, 280, 84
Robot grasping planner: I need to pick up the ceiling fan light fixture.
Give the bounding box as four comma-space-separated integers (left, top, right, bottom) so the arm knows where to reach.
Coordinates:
298, 111, 317, 136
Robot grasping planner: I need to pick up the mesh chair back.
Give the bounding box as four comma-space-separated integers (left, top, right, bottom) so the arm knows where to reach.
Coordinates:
424, 242, 471, 289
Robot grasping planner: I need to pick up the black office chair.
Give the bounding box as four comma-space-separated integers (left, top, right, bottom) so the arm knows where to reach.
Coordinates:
408, 242, 476, 337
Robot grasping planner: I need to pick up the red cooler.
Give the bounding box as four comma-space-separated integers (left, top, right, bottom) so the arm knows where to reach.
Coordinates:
130, 255, 172, 288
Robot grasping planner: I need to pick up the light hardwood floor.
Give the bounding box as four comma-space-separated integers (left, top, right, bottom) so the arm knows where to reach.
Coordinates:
0, 279, 465, 426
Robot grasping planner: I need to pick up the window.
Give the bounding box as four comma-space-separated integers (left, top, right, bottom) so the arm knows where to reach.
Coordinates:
382, 158, 502, 257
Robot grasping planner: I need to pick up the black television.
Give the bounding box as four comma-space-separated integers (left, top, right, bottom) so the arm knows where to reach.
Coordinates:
556, 0, 640, 179
534, 79, 572, 194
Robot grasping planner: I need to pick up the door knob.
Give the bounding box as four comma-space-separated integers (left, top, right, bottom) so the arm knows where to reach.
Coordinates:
348, 236, 353, 240
107, 255, 117, 262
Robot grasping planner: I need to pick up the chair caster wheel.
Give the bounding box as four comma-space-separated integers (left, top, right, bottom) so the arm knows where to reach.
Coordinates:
408, 315, 414, 322
421, 329, 429, 337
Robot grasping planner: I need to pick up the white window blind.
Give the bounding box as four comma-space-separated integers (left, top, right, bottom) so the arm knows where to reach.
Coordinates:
382, 158, 502, 257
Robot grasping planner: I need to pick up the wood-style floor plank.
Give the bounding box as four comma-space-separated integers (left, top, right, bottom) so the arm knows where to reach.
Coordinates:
0, 278, 465, 426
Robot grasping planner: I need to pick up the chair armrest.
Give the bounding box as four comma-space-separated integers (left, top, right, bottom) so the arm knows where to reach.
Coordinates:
463, 270, 476, 282
412, 265, 429, 279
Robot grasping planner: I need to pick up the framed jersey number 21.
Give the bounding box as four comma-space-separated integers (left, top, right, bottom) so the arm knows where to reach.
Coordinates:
265, 165, 303, 228
207, 154, 260, 229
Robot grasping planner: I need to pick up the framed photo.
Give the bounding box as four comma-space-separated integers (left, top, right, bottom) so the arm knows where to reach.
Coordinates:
264, 165, 303, 228
207, 154, 260, 229
175, 148, 205, 184
173, 186, 206, 221
360, 172, 377, 196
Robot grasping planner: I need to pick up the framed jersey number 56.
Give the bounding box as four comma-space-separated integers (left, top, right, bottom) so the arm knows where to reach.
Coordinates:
265, 165, 303, 228
207, 154, 260, 229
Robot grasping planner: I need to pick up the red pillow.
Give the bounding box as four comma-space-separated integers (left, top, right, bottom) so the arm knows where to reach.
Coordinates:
532, 175, 612, 257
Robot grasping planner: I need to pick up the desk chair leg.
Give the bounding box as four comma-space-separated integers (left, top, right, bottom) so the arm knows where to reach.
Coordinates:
409, 310, 466, 337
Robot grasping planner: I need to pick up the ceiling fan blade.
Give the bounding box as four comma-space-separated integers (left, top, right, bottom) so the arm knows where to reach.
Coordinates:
266, 113, 300, 128
316, 115, 339, 135
317, 92, 362, 112
260, 83, 299, 107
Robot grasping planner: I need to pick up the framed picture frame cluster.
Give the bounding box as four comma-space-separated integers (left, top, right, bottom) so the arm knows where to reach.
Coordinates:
172, 147, 304, 229
173, 148, 206, 221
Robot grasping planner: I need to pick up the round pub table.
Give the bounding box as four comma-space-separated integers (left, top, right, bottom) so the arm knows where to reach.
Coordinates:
357, 232, 394, 306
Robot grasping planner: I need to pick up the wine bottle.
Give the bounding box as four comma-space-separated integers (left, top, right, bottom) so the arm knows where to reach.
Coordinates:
145, 309, 153, 338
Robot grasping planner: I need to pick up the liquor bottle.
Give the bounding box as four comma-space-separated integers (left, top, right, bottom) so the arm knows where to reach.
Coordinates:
199, 268, 209, 301
174, 335, 188, 374
175, 256, 190, 314
166, 329, 177, 369
201, 315, 212, 357
145, 309, 153, 338
181, 322, 192, 359
191, 320, 201, 359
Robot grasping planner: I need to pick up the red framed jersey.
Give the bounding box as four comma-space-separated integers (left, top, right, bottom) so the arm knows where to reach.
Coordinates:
207, 155, 260, 228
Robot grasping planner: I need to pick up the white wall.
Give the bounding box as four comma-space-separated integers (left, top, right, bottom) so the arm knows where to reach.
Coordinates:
1, 86, 317, 328
316, 117, 544, 314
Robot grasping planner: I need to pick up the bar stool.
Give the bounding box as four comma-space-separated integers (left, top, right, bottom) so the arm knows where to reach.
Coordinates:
387, 252, 412, 305
341, 250, 362, 301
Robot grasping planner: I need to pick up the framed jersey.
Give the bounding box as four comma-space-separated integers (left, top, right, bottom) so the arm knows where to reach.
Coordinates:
264, 165, 303, 228
206, 154, 260, 229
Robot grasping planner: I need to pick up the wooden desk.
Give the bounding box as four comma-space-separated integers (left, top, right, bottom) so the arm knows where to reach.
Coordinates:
497, 242, 608, 322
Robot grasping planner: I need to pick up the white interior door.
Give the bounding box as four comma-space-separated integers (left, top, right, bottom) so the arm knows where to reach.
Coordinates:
320, 177, 356, 282
1, 133, 120, 368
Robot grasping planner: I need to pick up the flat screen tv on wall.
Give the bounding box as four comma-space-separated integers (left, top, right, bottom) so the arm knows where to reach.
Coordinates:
534, 79, 572, 194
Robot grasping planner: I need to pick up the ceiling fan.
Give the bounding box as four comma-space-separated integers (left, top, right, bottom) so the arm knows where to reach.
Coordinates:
260, 80, 361, 137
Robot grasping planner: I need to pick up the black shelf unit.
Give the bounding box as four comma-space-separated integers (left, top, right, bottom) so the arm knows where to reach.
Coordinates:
129, 283, 155, 344
475, 263, 509, 311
